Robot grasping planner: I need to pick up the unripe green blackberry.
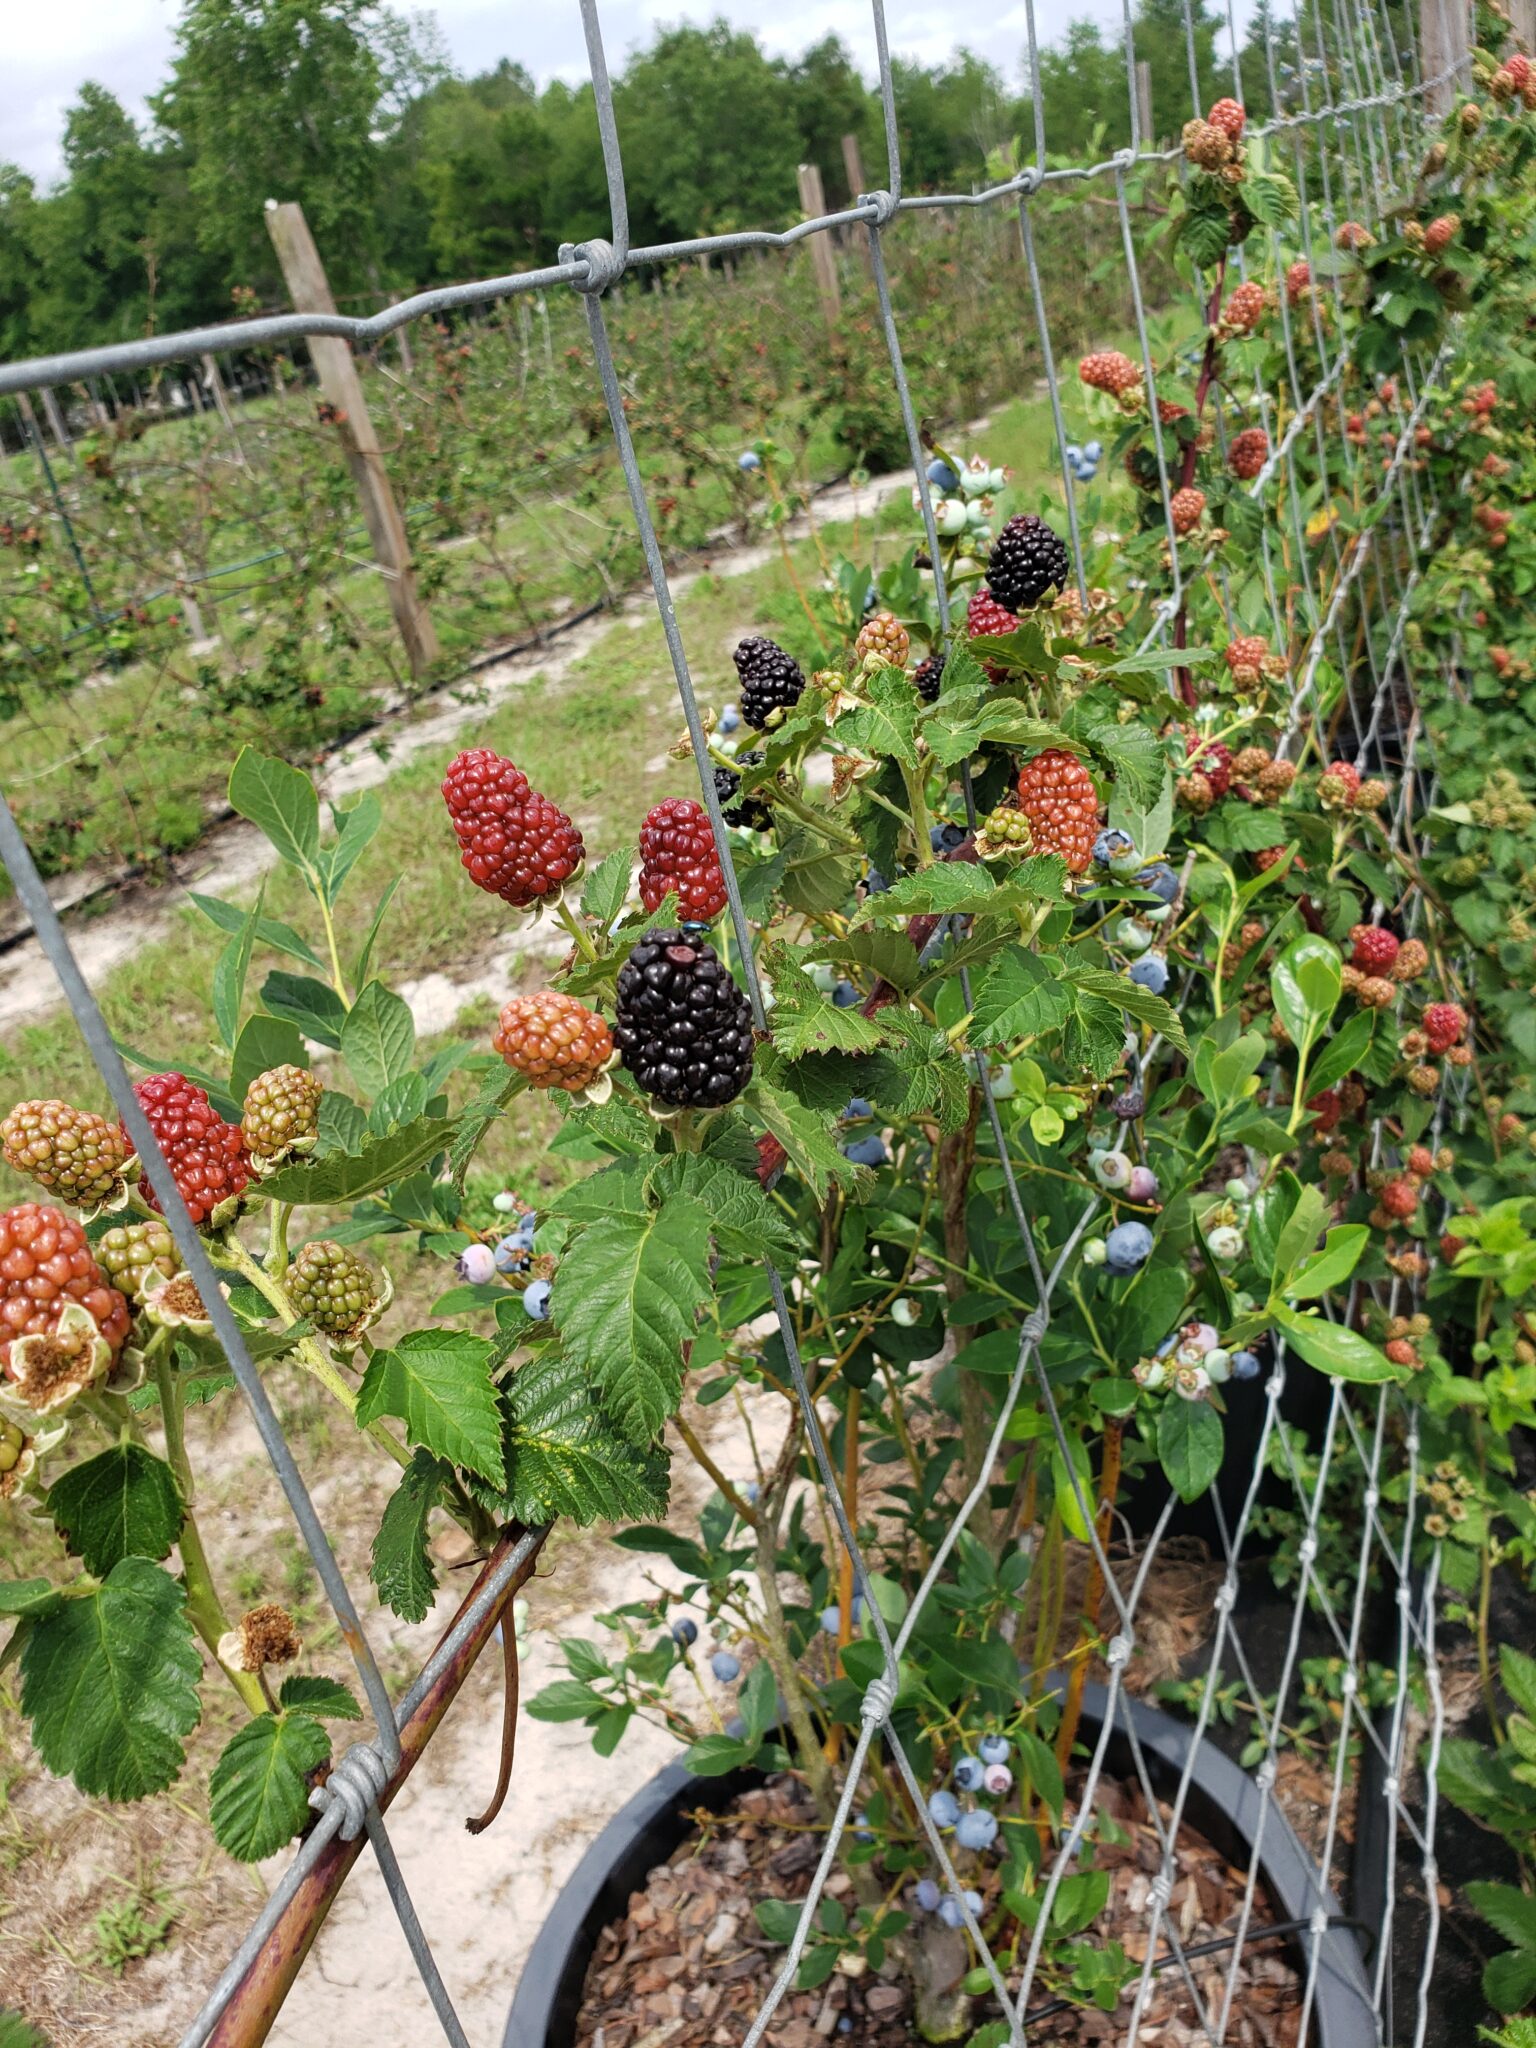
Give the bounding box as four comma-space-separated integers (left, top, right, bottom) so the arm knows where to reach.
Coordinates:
96, 1218, 179, 1300
290, 1240, 385, 1339
1, 1100, 132, 1210
242, 1064, 323, 1166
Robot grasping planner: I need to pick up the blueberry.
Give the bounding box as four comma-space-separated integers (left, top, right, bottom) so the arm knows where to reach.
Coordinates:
938, 1895, 965, 1928
494, 1235, 531, 1274
710, 1650, 741, 1681
929, 821, 967, 852
978, 1735, 1010, 1766
915, 1877, 942, 1913
1128, 955, 1169, 995
1084, 440, 1103, 462
1093, 827, 1136, 868
738, 450, 762, 471
720, 704, 742, 735
832, 980, 860, 1008
842, 1097, 873, 1120
523, 1277, 552, 1319
928, 1789, 960, 1828
1105, 1221, 1154, 1274
982, 1762, 1013, 1796
744, 1481, 760, 1504
1232, 1348, 1263, 1381
838, 2020, 853, 2036
1065, 443, 1083, 465
843, 1134, 888, 1168
854, 1811, 873, 1842
1093, 1149, 1133, 1190
1135, 863, 1179, 905
952, 1755, 985, 1792
963, 1889, 982, 1915
492, 1191, 518, 1214
820, 1605, 841, 1635
671, 1617, 698, 1647
1127, 1165, 1159, 1203
955, 1809, 998, 1851
927, 457, 961, 493
457, 1242, 496, 1285
865, 866, 889, 894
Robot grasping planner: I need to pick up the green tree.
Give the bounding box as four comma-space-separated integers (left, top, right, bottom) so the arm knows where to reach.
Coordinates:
28, 86, 157, 351
784, 38, 877, 206
0, 166, 42, 363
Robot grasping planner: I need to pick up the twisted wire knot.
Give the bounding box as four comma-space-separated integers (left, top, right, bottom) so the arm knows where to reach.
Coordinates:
1105, 1633, 1131, 1668
560, 238, 625, 295
1014, 167, 1044, 197
861, 1671, 898, 1727
1148, 1872, 1173, 1910
310, 1739, 391, 1841
1021, 1307, 1049, 1346
859, 189, 899, 229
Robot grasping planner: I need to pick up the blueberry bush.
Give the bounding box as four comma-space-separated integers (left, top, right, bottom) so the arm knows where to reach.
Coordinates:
4, 31, 1536, 2044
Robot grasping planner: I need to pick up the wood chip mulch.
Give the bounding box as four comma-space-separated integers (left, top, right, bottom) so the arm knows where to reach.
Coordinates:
574, 1773, 1306, 2048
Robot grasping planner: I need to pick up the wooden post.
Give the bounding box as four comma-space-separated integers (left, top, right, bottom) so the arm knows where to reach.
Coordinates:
796, 164, 842, 329
263, 200, 438, 677
38, 388, 75, 467
1420, 0, 1470, 111
200, 353, 246, 464
1135, 61, 1154, 149
841, 132, 867, 202
1509, 0, 1536, 50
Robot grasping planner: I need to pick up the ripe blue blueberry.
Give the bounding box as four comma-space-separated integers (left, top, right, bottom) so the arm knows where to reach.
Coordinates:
955, 1809, 998, 1850
671, 1617, 698, 1647
1232, 1348, 1263, 1381
978, 1734, 1010, 1766
720, 704, 742, 735
952, 1755, 985, 1792
1135, 863, 1179, 905
523, 1277, 552, 1319
930, 822, 968, 852
838, 2019, 853, 2035
1105, 1221, 1154, 1274
865, 866, 889, 894
820, 1606, 841, 1635
843, 1135, 888, 1168
938, 1896, 965, 1928
832, 980, 860, 1008
1084, 440, 1103, 462
842, 1098, 873, 1120
854, 1812, 873, 1842
710, 1650, 741, 1681
927, 457, 961, 493
494, 1235, 531, 1274
928, 1789, 960, 1828
915, 1877, 942, 1913
738, 450, 762, 471
1093, 827, 1135, 868
1128, 955, 1169, 995
744, 1481, 760, 1504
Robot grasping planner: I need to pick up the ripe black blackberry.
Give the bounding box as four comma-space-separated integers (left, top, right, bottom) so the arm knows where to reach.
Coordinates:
614, 931, 755, 1109
733, 636, 805, 730
913, 653, 944, 704
985, 514, 1070, 611
713, 752, 772, 830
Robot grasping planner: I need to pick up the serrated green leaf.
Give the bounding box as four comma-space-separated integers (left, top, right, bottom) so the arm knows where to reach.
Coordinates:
577, 846, 632, 932
209, 1711, 332, 1861
553, 1203, 715, 1442
0, 1579, 60, 1618
819, 928, 921, 991
924, 702, 1070, 769
21, 1558, 201, 1800
777, 827, 858, 916
748, 1066, 860, 1201
835, 668, 920, 765
257, 1116, 456, 1205
341, 980, 416, 1098
449, 1067, 526, 1188
358, 1332, 506, 1482
502, 1351, 671, 1523
551, 1159, 652, 1222
1273, 1306, 1406, 1383
1157, 1398, 1224, 1502
646, 1154, 798, 1269
229, 748, 320, 872
46, 1445, 183, 1577
1485, 1947, 1536, 2015
371, 1451, 449, 1623
0, 2010, 53, 2048
1503, 1645, 1536, 1724
1065, 964, 1188, 1050
1080, 720, 1164, 806
1467, 1883, 1536, 1960
763, 942, 890, 1056
278, 1674, 362, 1720
969, 950, 1070, 1046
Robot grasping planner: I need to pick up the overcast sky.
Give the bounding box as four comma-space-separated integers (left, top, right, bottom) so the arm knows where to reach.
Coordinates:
5, 0, 1134, 189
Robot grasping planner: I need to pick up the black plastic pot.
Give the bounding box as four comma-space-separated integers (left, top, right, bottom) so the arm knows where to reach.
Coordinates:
504, 1681, 1376, 2047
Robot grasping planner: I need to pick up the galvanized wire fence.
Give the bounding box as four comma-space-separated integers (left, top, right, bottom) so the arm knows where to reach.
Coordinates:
0, 0, 1479, 2038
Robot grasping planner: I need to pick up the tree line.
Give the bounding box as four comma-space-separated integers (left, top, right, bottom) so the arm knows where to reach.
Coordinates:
0, 0, 1319, 368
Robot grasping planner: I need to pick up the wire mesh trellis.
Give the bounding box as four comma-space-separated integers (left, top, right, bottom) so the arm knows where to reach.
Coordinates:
0, 0, 1480, 2037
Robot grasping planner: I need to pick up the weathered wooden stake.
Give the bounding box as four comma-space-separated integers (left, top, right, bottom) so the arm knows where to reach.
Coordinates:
841, 132, 868, 201
264, 200, 438, 677
39, 387, 75, 465
796, 164, 842, 328
1420, 0, 1470, 112
201, 354, 246, 462
1136, 61, 1154, 149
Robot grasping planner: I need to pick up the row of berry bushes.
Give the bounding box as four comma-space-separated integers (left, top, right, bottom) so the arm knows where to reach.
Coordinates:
4, 30, 1536, 2044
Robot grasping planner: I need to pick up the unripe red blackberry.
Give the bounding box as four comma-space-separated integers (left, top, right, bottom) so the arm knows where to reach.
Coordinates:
242, 1064, 323, 1167
1182, 118, 1233, 169
126, 1073, 251, 1228
1381, 1178, 1419, 1219
1406, 1145, 1435, 1178
1233, 745, 1272, 780
1221, 281, 1267, 334
1350, 925, 1400, 974
1257, 758, 1298, 801
1178, 772, 1215, 814
1357, 976, 1396, 1009
493, 991, 614, 1093
613, 930, 754, 1109
1392, 938, 1429, 982
1079, 349, 1142, 398
639, 797, 728, 923
0, 1202, 130, 1370
1408, 1063, 1441, 1095
986, 515, 1070, 611
1207, 97, 1246, 140
1423, 214, 1459, 255
1423, 1001, 1466, 1052
1285, 260, 1312, 304
1, 1100, 132, 1210
96, 1218, 178, 1301
1223, 635, 1269, 689
1181, 728, 1232, 797
966, 587, 1020, 683
1228, 428, 1268, 481
1170, 488, 1205, 535
441, 748, 584, 909
855, 610, 910, 668
1015, 749, 1099, 875
289, 1240, 385, 1340
733, 636, 806, 730
1317, 761, 1362, 810
1384, 1338, 1418, 1367
1158, 398, 1190, 426
1336, 221, 1374, 250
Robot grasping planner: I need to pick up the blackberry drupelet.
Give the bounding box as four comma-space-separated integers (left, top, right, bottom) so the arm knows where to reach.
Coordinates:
614, 930, 755, 1109
912, 653, 944, 704
713, 752, 772, 830
985, 515, 1070, 611
733, 637, 805, 730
